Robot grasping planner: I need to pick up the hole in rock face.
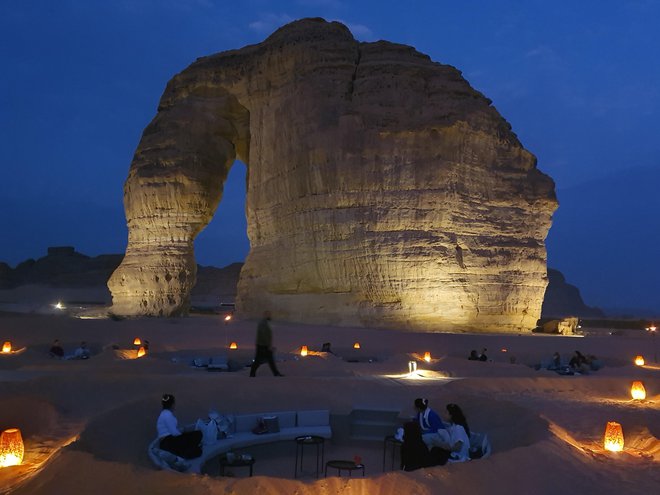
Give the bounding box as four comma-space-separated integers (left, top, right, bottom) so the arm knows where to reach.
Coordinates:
194, 162, 249, 269
164, 273, 172, 282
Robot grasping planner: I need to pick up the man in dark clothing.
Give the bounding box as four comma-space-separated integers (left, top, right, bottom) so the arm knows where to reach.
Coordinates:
249, 311, 284, 377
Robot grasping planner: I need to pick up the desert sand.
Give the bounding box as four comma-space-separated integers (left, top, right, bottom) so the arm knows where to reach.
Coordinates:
0, 311, 658, 494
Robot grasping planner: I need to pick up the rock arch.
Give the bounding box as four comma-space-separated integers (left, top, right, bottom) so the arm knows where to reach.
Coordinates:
108, 18, 557, 332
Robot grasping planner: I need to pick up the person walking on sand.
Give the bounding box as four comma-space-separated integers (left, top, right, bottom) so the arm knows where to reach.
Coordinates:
249, 311, 284, 377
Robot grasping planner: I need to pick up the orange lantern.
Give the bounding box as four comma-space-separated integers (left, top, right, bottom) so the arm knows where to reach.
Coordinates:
353, 342, 361, 349
603, 422, 624, 452
137, 346, 146, 358
634, 355, 645, 366
300, 345, 308, 357
229, 342, 238, 350
630, 381, 646, 400
133, 337, 141, 346
0, 428, 24, 467
423, 351, 431, 362
2, 342, 11, 353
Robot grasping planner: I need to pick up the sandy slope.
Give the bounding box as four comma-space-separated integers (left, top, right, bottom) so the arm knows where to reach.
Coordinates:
0, 313, 658, 494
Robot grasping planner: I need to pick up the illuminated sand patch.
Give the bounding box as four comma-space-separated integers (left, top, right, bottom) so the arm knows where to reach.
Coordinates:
0, 347, 27, 356
548, 421, 660, 462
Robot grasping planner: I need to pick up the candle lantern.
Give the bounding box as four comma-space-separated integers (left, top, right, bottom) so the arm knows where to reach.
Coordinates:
408, 360, 417, 374
137, 346, 146, 358
133, 337, 141, 346
634, 355, 645, 366
630, 381, 646, 400
353, 342, 361, 349
423, 351, 431, 362
0, 428, 24, 467
2, 342, 11, 353
224, 315, 232, 322
300, 346, 308, 357
229, 342, 238, 350
603, 422, 624, 452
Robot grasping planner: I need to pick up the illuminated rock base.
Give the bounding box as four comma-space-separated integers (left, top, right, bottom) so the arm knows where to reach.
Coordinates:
108, 19, 557, 332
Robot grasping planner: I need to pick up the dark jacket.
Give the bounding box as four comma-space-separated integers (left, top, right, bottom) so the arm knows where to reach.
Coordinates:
401, 421, 449, 471
255, 318, 273, 347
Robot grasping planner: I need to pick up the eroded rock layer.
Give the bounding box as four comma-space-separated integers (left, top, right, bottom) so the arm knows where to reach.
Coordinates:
108, 18, 557, 332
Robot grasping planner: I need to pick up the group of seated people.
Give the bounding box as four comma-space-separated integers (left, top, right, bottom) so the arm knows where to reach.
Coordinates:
49, 339, 91, 360
396, 398, 473, 471
468, 348, 488, 361
154, 393, 479, 472
547, 350, 601, 374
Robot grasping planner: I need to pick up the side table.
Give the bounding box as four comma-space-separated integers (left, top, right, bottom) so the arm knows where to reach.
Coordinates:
219, 456, 255, 477
294, 435, 325, 478
383, 434, 402, 471
324, 459, 365, 477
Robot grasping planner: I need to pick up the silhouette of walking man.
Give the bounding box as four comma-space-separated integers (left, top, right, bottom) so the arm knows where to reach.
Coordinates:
249, 310, 284, 377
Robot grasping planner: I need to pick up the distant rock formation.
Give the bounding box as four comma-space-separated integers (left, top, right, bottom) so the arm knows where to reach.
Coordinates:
191, 262, 242, 307
0, 247, 123, 289
0, 248, 241, 309
108, 18, 557, 332
541, 268, 604, 318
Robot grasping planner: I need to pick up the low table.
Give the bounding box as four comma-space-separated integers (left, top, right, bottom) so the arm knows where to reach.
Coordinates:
383, 434, 403, 471
294, 435, 325, 478
324, 460, 365, 477
219, 456, 255, 477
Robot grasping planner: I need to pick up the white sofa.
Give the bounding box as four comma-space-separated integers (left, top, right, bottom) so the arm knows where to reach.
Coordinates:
149, 409, 331, 474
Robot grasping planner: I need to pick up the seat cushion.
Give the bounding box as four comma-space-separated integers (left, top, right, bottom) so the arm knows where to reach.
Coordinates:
297, 410, 329, 427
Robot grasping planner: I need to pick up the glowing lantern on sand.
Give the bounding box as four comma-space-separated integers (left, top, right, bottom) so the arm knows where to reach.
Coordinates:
224, 315, 232, 323
2, 342, 11, 353
408, 361, 417, 374
133, 337, 141, 346
631, 381, 646, 400
634, 355, 645, 366
603, 422, 624, 452
137, 346, 146, 358
353, 342, 361, 349
424, 352, 431, 362
229, 342, 238, 350
300, 346, 308, 357
0, 428, 24, 467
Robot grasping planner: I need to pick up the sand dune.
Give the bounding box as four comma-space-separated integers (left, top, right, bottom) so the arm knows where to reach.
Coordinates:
0, 313, 658, 494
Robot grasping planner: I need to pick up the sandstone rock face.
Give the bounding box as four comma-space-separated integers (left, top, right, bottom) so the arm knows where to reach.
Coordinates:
108, 18, 557, 332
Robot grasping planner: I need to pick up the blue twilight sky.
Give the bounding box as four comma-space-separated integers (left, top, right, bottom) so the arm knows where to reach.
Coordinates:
0, 0, 658, 314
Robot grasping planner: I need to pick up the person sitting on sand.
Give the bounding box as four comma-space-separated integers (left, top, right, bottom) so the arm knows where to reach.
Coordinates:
478, 348, 488, 361
49, 339, 64, 359
434, 403, 471, 463
569, 351, 587, 371
157, 394, 202, 459
468, 350, 479, 360
73, 341, 91, 360
414, 398, 446, 449
400, 420, 450, 471
587, 354, 602, 371
549, 351, 561, 370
